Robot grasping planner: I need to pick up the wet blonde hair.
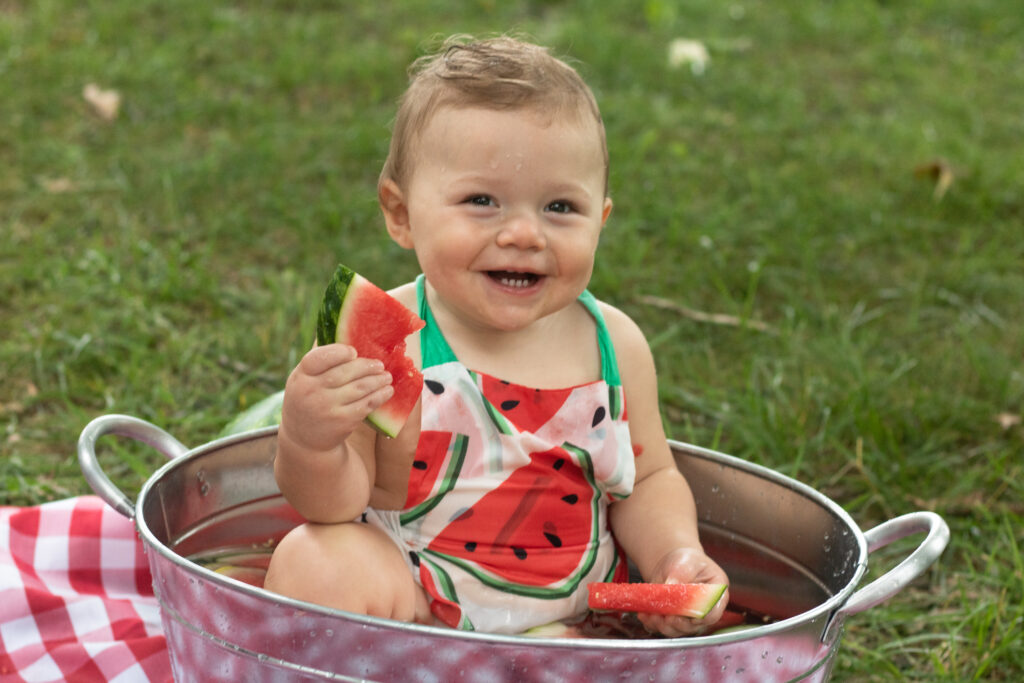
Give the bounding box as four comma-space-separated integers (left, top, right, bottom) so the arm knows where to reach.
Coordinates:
379, 35, 609, 194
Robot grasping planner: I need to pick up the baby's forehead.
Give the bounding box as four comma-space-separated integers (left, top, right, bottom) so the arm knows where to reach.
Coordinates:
416, 102, 605, 150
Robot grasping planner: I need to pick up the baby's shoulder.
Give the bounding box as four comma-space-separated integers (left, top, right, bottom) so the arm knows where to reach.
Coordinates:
387, 281, 419, 312
589, 298, 656, 387
591, 298, 649, 352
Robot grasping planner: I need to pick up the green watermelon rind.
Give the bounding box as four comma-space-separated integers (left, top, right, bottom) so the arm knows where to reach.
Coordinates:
315, 264, 356, 349
315, 264, 418, 438
219, 390, 284, 437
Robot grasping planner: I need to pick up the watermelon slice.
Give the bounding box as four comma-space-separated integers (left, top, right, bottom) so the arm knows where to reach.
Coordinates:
219, 390, 284, 437
212, 564, 267, 588
316, 264, 425, 437
587, 582, 727, 618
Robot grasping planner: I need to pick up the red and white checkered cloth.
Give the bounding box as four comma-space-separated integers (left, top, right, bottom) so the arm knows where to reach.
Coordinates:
1, 496, 171, 682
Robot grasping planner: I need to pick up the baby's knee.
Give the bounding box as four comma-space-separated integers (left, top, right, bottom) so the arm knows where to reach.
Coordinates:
264, 521, 422, 621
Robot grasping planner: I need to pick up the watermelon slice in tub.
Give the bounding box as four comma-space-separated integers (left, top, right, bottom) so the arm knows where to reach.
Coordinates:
587, 582, 727, 618
316, 264, 425, 438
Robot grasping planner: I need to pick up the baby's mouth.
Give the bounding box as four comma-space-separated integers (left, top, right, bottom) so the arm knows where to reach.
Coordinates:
487, 271, 540, 289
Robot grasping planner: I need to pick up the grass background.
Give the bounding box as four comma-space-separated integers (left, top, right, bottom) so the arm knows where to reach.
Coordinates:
2, 0, 1022, 679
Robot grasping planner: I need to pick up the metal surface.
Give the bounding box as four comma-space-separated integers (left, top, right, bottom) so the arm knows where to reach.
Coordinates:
78, 415, 949, 682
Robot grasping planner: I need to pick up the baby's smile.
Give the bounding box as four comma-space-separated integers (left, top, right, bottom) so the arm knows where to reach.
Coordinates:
487, 270, 541, 289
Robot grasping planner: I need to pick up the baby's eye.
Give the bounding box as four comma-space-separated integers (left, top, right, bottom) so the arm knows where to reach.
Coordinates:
464, 195, 496, 207
545, 200, 575, 214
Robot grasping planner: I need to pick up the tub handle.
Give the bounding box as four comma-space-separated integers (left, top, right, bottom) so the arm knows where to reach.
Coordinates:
839, 511, 950, 618
77, 414, 189, 520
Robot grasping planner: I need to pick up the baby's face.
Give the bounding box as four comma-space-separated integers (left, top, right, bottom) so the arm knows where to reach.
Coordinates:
397, 105, 611, 334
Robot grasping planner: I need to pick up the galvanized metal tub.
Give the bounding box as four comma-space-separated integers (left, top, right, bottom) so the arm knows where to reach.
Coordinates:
78, 415, 949, 682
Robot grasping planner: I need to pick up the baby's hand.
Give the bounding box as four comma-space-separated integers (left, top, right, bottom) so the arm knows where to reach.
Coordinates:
637, 547, 729, 637
280, 344, 393, 452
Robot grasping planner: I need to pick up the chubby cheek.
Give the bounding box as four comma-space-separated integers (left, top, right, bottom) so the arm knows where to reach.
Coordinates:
414, 241, 480, 288
557, 239, 599, 284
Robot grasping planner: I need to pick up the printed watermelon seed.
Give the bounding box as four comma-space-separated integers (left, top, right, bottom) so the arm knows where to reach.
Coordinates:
592, 406, 606, 426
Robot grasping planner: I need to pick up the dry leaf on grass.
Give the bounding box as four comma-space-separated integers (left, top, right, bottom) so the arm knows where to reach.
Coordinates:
668, 39, 710, 75
82, 83, 121, 121
39, 177, 76, 193
913, 158, 955, 201
995, 412, 1021, 431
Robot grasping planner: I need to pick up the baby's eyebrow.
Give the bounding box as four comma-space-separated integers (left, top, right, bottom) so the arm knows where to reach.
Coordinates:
547, 182, 593, 199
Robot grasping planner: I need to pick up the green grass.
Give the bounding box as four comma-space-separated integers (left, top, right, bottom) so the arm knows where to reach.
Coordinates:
2, 0, 1022, 679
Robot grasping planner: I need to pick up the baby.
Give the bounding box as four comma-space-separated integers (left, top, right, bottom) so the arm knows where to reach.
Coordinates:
264, 35, 728, 637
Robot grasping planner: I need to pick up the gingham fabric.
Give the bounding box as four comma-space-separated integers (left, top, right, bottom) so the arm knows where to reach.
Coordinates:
0, 496, 171, 682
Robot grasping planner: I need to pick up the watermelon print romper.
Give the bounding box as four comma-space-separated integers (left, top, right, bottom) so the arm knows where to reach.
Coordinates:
365, 275, 636, 634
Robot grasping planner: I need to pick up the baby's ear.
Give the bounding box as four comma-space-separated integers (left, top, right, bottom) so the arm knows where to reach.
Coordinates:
601, 197, 613, 226
379, 179, 413, 249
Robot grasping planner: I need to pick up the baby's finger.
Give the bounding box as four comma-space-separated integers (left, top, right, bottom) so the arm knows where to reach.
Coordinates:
331, 369, 394, 405
297, 344, 357, 376
330, 383, 395, 425
320, 357, 390, 390
637, 612, 704, 638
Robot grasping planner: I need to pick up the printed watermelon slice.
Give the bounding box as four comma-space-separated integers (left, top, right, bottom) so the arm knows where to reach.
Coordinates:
425, 446, 600, 593
587, 582, 727, 618
316, 264, 425, 438
479, 375, 573, 434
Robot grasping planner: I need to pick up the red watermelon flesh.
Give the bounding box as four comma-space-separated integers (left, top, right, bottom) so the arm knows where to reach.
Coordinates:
316, 264, 425, 438
426, 447, 597, 588
587, 582, 727, 618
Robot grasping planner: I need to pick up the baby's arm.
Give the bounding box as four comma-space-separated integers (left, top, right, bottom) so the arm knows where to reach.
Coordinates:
602, 304, 729, 636
273, 343, 394, 523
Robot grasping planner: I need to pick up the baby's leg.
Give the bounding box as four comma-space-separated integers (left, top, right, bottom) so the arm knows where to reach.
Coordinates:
264, 520, 431, 623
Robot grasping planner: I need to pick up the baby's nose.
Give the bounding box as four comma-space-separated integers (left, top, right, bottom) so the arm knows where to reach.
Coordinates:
497, 212, 547, 249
